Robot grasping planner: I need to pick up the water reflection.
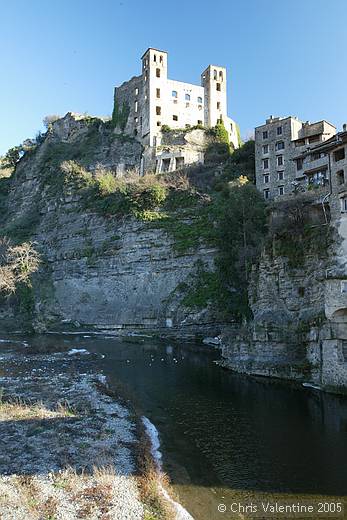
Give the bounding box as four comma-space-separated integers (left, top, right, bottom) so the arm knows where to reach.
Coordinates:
1, 334, 347, 520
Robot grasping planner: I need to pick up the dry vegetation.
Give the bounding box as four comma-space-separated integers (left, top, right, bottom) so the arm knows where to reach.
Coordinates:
0, 238, 40, 294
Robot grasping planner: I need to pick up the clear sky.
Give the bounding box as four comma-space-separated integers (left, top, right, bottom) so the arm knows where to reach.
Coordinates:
1, 0, 347, 155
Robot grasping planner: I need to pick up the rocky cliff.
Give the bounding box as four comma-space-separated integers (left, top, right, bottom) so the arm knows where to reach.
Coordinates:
0, 114, 221, 339
220, 196, 347, 393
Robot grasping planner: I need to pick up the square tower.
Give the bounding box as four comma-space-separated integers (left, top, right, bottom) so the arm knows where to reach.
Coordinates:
201, 65, 228, 128
141, 48, 168, 146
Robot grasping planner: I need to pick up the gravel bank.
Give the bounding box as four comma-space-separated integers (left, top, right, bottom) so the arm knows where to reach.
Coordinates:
0, 339, 145, 519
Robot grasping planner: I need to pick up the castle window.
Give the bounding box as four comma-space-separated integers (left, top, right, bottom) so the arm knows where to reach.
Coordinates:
216, 83, 221, 91
278, 171, 284, 181
277, 126, 282, 135
230, 123, 233, 131
296, 158, 303, 171
264, 174, 269, 183
278, 185, 284, 196
185, 93, 190, 101
308, 135, 320, 144
156, 68, 160, 78
134, 101, 138, 113
140, 117, 142, 125
263, 144, 269, 154
135, 87, 139, 96
219, 70, 223, 80
144, 73, 147, 82
161, 159, 171, 172
186, 102, 190, 108
156, 88, 160, 98
263, 130, 268, 139
337, 170, 345, 185
134, 117, 138, 124
198, 105, 202, 110
341, 196, 347, 213
175, 157, 184, 169
197, 96, 202, 103
157, 121, 161, 126
263, 189, 270, 200
197, 120, 202, 125
154, 54, 157, 62
156, 106, 161, 115
334, 147, 345, 162
133, 129, 138, 136
172, 90, 177, 98
263, 158, 269, 170
295, 138, 305, 147
341, 281, 347, 292
213, 69, 217, 80
275, 141, 285, 151
159, 55, 163, 63
217, 102, 221, 109
173, 115, 178, 121
277, 155, 283, 166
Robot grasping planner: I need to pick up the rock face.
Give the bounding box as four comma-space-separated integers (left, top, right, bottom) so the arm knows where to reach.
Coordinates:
0, 114, 221, 339
221, 214, 347, 393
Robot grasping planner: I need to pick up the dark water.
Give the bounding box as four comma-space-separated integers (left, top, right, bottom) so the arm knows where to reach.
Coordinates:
3, 334, 347, 519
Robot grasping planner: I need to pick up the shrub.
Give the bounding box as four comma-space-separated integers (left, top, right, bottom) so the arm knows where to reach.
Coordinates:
60, 161, 93, 190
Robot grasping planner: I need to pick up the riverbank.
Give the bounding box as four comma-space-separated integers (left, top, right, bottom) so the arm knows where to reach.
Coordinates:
0, 337, 180, 520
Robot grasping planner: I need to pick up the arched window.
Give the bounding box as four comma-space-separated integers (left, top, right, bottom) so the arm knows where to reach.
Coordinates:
185, 93, 190, 101
197, 96, 202, 103
213, 69, 217, 80
172, 90, 177, 98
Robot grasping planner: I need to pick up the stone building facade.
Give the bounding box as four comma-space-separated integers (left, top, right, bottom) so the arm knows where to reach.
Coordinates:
114, 48, 239, 173
255, 116, 336, 200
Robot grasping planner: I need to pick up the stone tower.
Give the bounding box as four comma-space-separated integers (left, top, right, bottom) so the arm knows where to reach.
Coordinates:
201, 65, 228, 128
141, 48, 168, 146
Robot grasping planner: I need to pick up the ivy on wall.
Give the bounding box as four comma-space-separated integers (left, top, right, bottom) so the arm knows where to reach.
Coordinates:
111, 94, 130, 131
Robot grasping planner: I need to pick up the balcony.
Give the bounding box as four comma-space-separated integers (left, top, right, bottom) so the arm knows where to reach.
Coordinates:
305, 156, 329, 173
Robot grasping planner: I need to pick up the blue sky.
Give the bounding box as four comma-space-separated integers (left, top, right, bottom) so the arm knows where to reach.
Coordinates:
1, 0, 347, 154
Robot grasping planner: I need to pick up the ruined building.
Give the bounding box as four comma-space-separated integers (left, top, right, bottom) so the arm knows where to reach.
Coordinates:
113, 48, 239, 173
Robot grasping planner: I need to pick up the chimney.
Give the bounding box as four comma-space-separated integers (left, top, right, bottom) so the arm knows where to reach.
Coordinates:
343, 123, 347, 132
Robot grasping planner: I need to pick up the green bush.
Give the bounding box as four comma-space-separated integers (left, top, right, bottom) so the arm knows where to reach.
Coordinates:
95, 171, 119, 195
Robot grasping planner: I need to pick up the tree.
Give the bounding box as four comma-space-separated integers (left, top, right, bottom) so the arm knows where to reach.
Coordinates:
222, 140, 256, 183
214, 121, 230, 147
205, 122, 231, 164
215, 181, 267, 319
2, 146, 23, 168
0, 238, 40, 295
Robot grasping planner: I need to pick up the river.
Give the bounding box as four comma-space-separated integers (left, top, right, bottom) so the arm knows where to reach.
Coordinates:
2, 334, 347, 519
